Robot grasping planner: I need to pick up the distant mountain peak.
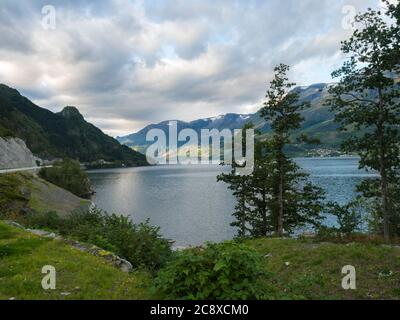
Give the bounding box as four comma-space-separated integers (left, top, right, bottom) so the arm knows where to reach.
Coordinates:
59, 106, 84, 120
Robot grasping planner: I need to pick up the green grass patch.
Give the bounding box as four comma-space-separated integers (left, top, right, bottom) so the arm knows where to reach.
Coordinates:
246, 238, 400, 299
0, 173, 30, 211
0, 221, 155, 300
1, 220, 400, 300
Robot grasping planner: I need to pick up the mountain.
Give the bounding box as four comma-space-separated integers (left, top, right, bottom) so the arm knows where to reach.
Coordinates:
117, 113, 252, 154
0, 84, 148, 166
118, 83, 350, 156
247, 83, 352, 151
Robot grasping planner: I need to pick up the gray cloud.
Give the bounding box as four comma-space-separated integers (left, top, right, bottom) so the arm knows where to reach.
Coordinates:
0, 0, 379, 136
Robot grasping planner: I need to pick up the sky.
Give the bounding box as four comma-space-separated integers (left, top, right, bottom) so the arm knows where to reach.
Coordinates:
0, 0, 386, 136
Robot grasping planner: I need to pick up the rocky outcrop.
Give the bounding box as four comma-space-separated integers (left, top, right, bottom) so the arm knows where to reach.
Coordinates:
0, 137, 40, 169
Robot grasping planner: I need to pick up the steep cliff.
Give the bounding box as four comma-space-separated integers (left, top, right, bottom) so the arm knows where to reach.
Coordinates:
0, 137, 39, 169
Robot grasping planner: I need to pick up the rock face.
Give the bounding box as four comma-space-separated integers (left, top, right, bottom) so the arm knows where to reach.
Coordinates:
0, 137, 39, 169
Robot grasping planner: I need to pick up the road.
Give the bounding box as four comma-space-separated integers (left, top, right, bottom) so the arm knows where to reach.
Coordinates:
0, 165, 52, 174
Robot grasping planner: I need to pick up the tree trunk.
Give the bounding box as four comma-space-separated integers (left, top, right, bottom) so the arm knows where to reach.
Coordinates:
277, 156, 284, 237
378, 89, 390, 242
381, 170, 390, 242
261, 189, 268, 236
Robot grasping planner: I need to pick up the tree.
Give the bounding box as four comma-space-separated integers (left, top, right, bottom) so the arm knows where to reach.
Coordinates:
260, 64, 325, 237
217, 123, 263, 237
328, 1, 400, 242
327, 201, 364, 236
219, 64, 325, 238
39, 158, 92, 198
386, 1, 400, 72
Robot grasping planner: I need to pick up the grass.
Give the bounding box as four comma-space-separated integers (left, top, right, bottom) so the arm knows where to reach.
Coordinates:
1, 219, 400, 300
0, 173, 29, 207
2, 172, 399, 300
0, 221, 155, 300
246, 238, 400, 300
0, 173, 90, 218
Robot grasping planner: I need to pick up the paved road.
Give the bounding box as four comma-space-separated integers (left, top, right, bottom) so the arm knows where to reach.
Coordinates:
0, 165, 52, 174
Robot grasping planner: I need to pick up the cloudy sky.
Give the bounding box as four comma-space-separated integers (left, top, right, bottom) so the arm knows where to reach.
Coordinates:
0, 0, 385, 136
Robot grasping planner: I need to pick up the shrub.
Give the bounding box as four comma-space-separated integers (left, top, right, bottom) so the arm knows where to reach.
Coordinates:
154, 241, 269, 300
39, 159, 92, 198
318, 201, 364, 240
25, 209, 172, 271
0, 173, 30, 218
26, 211, 61, 230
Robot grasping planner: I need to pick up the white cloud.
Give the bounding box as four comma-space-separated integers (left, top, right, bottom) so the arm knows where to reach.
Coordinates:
0, 0, 381, 136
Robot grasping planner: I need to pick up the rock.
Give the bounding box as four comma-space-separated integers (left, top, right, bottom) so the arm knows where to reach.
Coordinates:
115, 258, 133, 273
27, 229, 56, 238
19, 186, 31, 199
172, 246, 187, 251
45, 232, 56, 238
0, 137, 40, 170
4, 220, 25, 229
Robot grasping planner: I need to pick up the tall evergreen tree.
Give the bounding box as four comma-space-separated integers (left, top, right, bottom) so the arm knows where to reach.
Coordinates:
260, 64, 324, 237
328, 1, 400, 242
219, 64, 325, 238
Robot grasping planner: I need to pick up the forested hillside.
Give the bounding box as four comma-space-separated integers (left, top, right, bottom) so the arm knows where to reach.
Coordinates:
0, 84, 147, 166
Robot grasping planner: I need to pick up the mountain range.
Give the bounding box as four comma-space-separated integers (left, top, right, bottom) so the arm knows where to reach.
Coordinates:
117, 83, 351, 156
0, 84, 147, 166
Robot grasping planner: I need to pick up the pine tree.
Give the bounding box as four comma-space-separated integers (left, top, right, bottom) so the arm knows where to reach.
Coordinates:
219, 64, 325, 238
328, 2, 400, 242
260, 64, 324, 236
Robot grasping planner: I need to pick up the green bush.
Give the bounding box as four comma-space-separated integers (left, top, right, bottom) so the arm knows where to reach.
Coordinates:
154, 241, 269, 300
39, 158, 92, 198
317, 201, 365, 241
0, 126, 13, 137
26, 211, 61, 230
25, 209, 172, 271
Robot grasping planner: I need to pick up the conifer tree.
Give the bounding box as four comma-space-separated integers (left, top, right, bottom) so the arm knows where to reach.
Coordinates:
328, 1, 400, 241
219, 64, 325, 238
260, 64, 324, 237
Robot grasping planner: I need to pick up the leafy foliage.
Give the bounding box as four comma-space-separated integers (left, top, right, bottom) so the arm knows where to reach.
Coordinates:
328, 1, 400, 241
154, 241, 269, 299
39, 159, 92, 198
353, 179, 400, 237
25, 209, 172, 271
329, 202, 364, 235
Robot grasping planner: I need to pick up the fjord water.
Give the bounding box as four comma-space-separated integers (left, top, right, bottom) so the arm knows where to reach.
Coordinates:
88, 157, 376, 247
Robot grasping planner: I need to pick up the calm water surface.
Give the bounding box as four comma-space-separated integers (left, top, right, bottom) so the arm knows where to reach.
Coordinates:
88, 157, 376, 246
